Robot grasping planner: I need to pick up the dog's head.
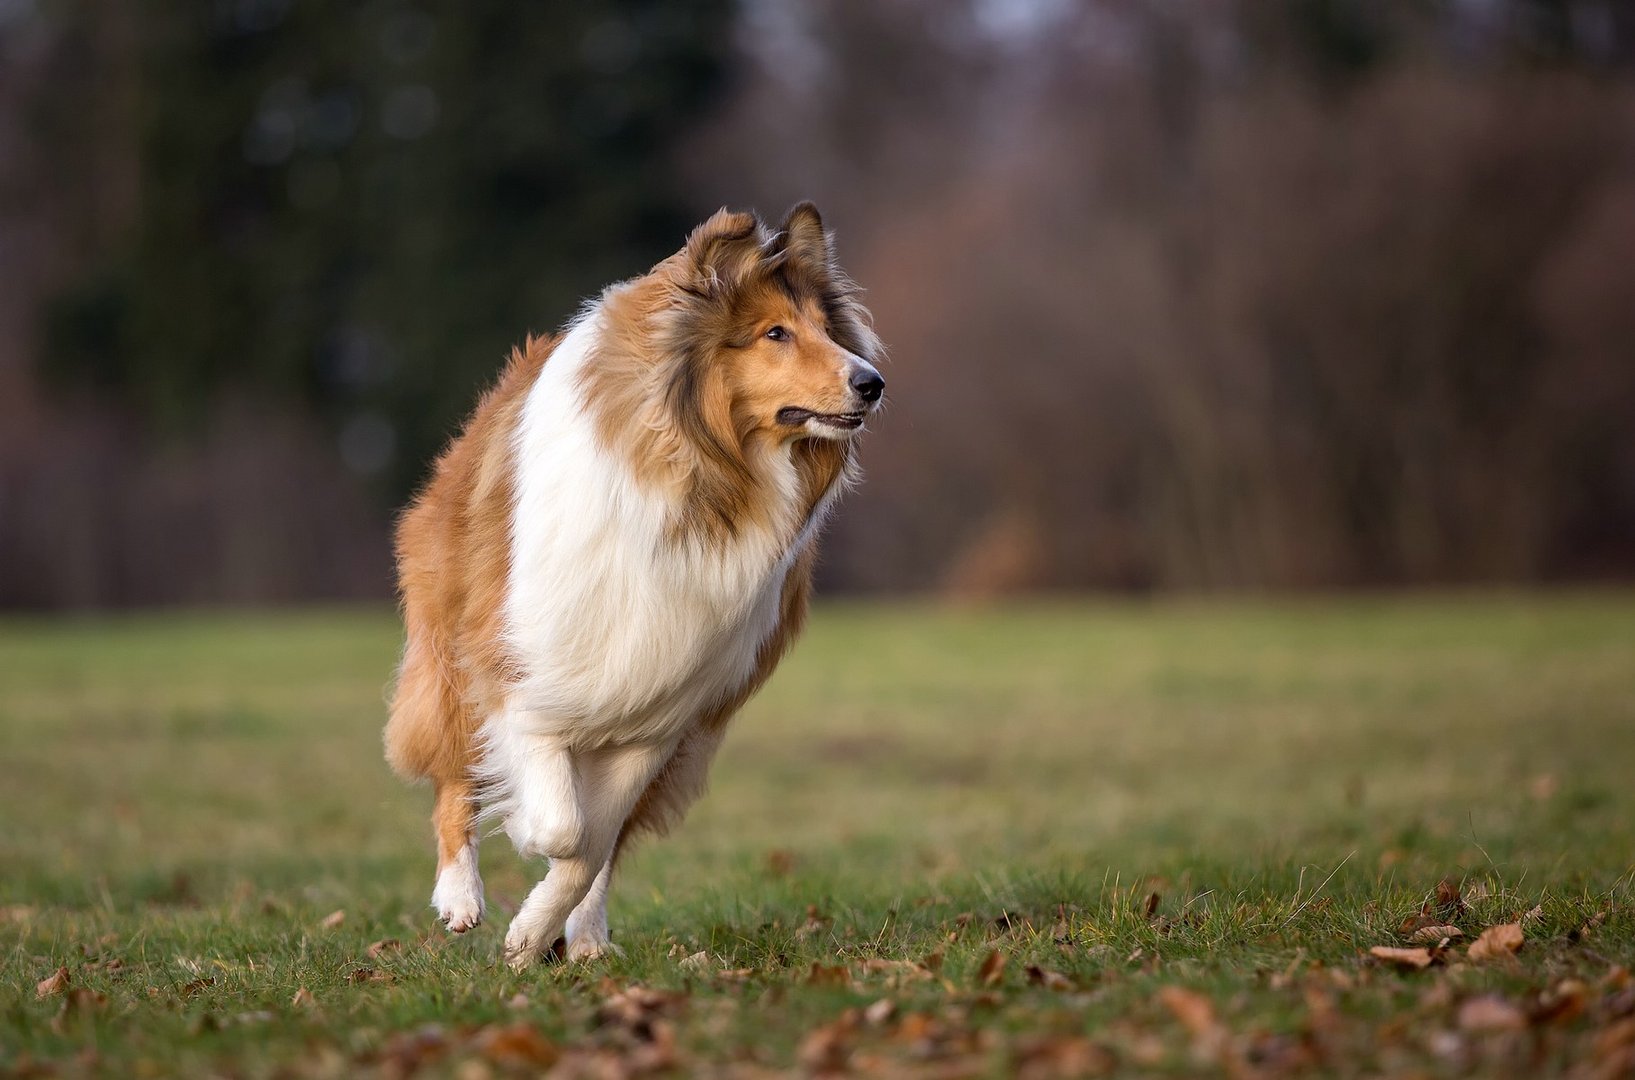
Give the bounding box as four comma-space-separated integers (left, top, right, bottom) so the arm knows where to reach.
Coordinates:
653, 203, 885, 446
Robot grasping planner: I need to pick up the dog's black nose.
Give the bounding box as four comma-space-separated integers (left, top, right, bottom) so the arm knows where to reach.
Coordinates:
851, 370, 885, 403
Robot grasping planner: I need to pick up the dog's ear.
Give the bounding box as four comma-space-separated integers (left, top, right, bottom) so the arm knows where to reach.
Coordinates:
774, 201, 831, 270
661, 208, 765, 298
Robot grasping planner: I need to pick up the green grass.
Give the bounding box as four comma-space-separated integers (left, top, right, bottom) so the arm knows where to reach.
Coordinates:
3, 595, 1633, 1076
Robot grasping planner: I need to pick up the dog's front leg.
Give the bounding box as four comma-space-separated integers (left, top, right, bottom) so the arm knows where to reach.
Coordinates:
503, 741, 668, 968
500, 734, 585, 861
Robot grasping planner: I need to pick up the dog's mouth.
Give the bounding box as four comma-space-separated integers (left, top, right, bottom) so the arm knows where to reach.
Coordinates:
776, 407, 866, 431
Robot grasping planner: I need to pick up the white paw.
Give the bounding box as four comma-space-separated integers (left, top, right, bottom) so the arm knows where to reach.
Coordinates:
565, 934, 623, 962
503, 920, 551, 969
431, 858, 485, 934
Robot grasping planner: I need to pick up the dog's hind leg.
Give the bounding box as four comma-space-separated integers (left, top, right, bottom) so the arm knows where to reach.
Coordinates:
564, 858, 619, 961
430, 778, 484, 933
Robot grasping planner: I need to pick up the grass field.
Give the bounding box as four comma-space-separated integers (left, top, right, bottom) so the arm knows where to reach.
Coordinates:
3, 595, 1634, 1077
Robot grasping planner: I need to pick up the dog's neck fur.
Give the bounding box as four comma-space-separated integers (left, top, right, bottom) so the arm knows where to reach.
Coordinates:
497, 306, 841, 750
577, 280, 856, 547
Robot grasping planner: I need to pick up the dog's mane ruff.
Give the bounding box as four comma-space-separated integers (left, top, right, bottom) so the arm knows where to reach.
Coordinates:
578, 206, 879, 545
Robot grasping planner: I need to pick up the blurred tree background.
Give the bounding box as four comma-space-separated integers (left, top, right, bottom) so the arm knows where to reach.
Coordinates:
1, 0, 1632, 607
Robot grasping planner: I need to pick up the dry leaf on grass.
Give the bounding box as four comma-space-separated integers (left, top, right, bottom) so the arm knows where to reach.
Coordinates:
473, 1022, 559, 1068
1025, 964, 1076, 991
799, 1011, 859, 1074
1531, 980, 1589, 1026
365, 938, 401, 959
178, 977, 216, 999
863, 998, 896, 1026
319, 909, 346, 930
376, 1025, 449, 1074
976, 949, 1007, 988
596, 984, 687, 1031
1467, 923, 1524, 962
796, 904, 832, 939
1158, 986, 1229, 1061
1435, 877, 1467, 919
677, 951, 714, 974
1458, 995, 1528, 1032
50, 988, 107, 1035
36, 966, 70, 998
1409, 925, 1464, 945
1370, 946, 1436, 971
290, 987, 315, 1008
345, 966, 393, 985
807, 962, 849, 987
1013, 1034, 1116, 1078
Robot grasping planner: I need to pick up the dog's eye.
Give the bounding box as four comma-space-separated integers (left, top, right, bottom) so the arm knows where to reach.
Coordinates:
765, 326, 789, 342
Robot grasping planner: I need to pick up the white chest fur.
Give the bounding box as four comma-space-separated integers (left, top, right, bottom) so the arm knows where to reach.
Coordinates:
500, 313, 813, 748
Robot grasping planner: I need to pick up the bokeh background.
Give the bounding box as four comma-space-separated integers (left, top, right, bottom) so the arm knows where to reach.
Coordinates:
3, 0, 1633, 609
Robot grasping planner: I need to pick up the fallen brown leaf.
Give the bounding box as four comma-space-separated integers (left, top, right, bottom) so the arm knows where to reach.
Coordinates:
863, 998, 896, 1026
859, 957, 935, 983
976, 949, 1007, 988
344, 966, 392, 985
1051, 904, 1072, 944
1467, 923, 1524, 962
806, 962, 849, 987
596, 984, 687, 1031
291, 987, 315, 1008
60, 988, 106, 1014
473, 1022, 559, 1068
1531, 979, 1588, 1025
1158, 986, 1228, 1061
796, 904, 832, 939
1159, 986, 1217, 1035
178, 977, 216, 999
319, 909, 346, 930
1458, 995, 1527, 1032
677, 950, 713, 974
765, 849, 796, 877
377, 1024, 449, 1073
1409, 925, 1464, 945
365, 938, 401, 959
1573, 908, 1610, 942
1025, 964, 1076, 991
36, 966, 70, 998
1435, 877, 1467, 920
1013, 1033, 1116, 1078
1369, 946, 1436, 971
798, 1012, 858, 1073
50, 988, 107, 1035
1597, 1017, 1635, 1059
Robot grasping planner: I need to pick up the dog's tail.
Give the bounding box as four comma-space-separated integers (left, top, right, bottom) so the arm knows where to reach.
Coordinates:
384, 620, 467, 782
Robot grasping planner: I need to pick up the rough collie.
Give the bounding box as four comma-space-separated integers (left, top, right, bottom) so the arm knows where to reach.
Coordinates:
384, 204, 884, 967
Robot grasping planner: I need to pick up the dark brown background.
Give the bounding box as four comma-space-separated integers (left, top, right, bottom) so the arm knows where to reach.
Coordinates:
4, 1, 1633, 608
